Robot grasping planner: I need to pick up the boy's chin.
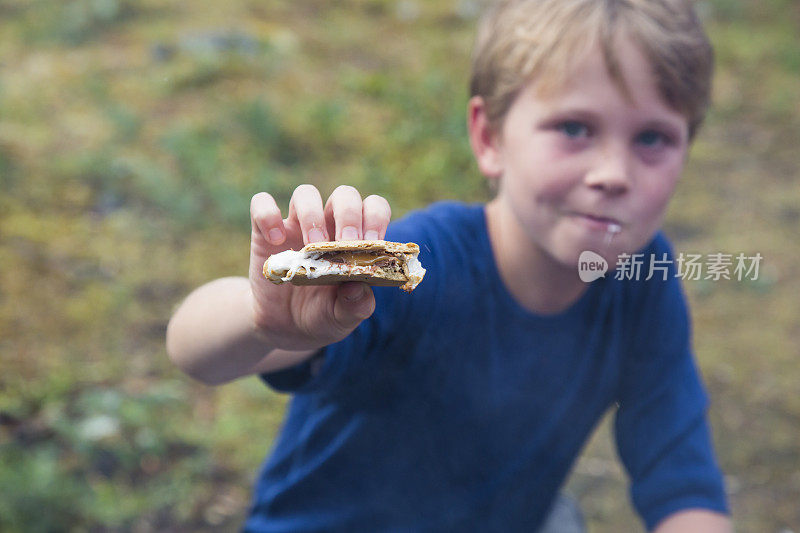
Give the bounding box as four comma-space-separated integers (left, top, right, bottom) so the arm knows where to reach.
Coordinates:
551, 244, 624, 278
555, 232, 660, 278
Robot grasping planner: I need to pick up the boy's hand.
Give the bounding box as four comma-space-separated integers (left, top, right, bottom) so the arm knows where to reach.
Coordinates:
248, 185, 391, 352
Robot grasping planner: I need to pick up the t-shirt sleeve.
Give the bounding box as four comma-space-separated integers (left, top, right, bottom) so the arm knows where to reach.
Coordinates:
614, 234, 729, 530
260, 210, 436, 395
259, 284, 407, 394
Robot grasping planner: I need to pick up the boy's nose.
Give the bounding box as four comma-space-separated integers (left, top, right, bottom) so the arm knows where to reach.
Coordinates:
584, 146, 631, 195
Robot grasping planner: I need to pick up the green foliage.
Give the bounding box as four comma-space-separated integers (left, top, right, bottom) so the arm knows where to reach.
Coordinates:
0, 446, 85, 531
0, 144, 19, 190
236, 99, 307, 167
0, 382, 223, 531
14, 0, 140, 45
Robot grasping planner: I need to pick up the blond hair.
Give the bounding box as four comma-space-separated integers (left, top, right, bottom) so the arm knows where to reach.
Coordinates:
470, 0, 714, 139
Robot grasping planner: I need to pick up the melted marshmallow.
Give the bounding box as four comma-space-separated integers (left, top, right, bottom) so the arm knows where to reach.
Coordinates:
403, 255, 426, 290
266, 250, 336, 281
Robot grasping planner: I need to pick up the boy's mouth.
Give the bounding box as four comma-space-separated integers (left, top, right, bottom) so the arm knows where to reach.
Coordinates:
570, 212, 624, 231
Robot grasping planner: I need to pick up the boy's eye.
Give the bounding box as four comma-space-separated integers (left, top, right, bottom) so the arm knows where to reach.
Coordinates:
636, 130, 669, 147
558, 121, 590, 139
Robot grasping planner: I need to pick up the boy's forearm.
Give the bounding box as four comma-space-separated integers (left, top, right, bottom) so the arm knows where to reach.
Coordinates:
166, 277, 314, 385
653, 510, 731, 533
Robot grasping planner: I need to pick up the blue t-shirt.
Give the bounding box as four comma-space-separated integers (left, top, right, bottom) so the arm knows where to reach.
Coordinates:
245, 202, 728, 532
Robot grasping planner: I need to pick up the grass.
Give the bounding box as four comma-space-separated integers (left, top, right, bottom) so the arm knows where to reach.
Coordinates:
1, 0, 799, 530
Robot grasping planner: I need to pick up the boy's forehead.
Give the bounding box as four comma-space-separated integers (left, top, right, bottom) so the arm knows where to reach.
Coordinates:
532, 33, 631, 92
517, 42, 690, 129
473, 0, 710, 138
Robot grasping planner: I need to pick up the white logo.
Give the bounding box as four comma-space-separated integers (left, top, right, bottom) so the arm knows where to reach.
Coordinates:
578, 251, 608, 282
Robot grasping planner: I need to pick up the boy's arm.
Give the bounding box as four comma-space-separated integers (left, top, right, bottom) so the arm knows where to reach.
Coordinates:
615, 236, 729, 528
166, 276, 320, 385
166, 185, 390, 386
653, 509, 731, 532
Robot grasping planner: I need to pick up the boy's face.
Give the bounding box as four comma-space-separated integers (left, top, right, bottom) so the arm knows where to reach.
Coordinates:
477, 37, 690, 269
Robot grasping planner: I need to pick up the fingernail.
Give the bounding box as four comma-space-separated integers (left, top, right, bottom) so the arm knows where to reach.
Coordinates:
268, 228, 283, 244
308, 227, 325, 243
341, 226, 359, 241
364, 230, 379, 240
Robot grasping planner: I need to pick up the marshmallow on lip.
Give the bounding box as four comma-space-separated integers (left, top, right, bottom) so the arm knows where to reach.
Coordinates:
572, 212, 624, 232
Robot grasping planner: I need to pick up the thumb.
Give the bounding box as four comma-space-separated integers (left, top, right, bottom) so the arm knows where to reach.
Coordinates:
332, 283, 375, 333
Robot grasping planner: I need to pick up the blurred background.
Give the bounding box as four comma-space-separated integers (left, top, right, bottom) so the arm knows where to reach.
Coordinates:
0, 0, 798, 531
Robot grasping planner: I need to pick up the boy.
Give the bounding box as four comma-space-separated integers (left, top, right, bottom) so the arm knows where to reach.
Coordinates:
167, 0, 731, 530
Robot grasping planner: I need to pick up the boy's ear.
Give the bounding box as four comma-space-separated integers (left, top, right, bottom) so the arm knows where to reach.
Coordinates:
467, 96, 504, 179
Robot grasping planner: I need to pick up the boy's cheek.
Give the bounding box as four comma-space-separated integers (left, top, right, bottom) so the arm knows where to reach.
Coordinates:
632, 189, 670, 223
648, 172, 682, 208
630, 189, 676, 244
631, 160, 682, 209
503, 173, 573, 208
538, 169, 585, 202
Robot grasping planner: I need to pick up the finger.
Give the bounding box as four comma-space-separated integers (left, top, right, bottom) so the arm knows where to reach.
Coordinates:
250, 192, 285, 246
324, 185, 363, 241
362, 195, 391, 240
332, 282, 375, 331
288, 184, 328, 244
